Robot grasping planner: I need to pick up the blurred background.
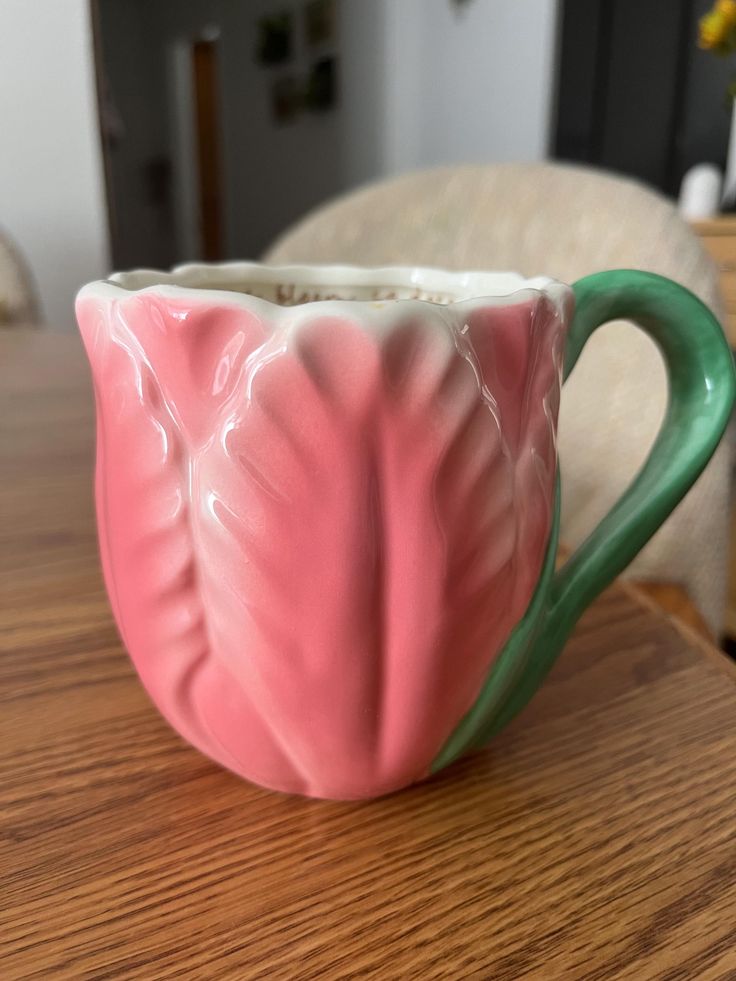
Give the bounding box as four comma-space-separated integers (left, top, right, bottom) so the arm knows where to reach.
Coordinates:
1, 0, 735, 328
3, 0, 736, 641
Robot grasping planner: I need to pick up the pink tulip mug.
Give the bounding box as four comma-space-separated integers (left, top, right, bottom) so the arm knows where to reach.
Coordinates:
77, 263, 735, 799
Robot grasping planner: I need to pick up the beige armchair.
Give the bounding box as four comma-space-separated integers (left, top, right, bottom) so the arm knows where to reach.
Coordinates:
265, 162, 733, 634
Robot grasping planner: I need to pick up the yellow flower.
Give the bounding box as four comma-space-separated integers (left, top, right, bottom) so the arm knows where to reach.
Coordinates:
717, 0, 736, 23
700, 0, 736, 49
700, 12, 727, 49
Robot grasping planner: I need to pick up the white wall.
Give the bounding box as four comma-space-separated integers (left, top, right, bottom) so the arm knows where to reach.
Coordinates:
380, 0, 559, 174
0, 0, 109, 328
340, 0, 389, 187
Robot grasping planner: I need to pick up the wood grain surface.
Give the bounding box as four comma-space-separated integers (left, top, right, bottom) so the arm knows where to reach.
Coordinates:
3, 329, 736, 980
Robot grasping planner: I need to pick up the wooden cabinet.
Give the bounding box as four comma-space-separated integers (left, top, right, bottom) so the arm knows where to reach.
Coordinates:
693, 217, 736, 640
693, 216, 736, 348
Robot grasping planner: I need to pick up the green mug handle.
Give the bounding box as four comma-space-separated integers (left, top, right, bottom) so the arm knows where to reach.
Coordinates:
554, 270, 735, 629
433, 270, 736, 771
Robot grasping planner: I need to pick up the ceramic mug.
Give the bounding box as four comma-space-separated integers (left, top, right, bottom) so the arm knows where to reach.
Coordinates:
77, 263, 735, 800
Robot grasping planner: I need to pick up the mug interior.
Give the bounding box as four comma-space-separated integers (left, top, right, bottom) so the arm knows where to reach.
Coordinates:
105, 262, 561, 309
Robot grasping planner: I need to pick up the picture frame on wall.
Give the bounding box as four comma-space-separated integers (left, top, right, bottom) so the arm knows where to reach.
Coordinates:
305, 56, 337, 111
256, 11, 294, 65
304, 0, 336, 47
270, 75, 303, 124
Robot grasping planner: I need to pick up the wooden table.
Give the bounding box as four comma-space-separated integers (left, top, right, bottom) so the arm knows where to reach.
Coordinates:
3, 330, 736, 980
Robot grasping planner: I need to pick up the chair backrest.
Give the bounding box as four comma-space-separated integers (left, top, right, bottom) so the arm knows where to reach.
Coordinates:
265, 163, 731, 633
266, 162, 723, 306
0, 228, 41, 327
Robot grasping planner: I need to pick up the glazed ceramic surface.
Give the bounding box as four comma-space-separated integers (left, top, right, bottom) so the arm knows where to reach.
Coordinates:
77, 264, 735, 799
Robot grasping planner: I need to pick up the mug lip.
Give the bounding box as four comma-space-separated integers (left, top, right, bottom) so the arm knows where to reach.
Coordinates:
77, 261, 572, 320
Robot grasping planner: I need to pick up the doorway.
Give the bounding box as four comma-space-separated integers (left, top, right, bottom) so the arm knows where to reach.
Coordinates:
90, 0, 346, 272
91, 1, 225, 269
192, 39, 224, 261
167, 34, 225, 264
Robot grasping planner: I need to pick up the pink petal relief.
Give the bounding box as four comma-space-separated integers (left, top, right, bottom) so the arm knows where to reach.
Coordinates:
77, 287, 568, 799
